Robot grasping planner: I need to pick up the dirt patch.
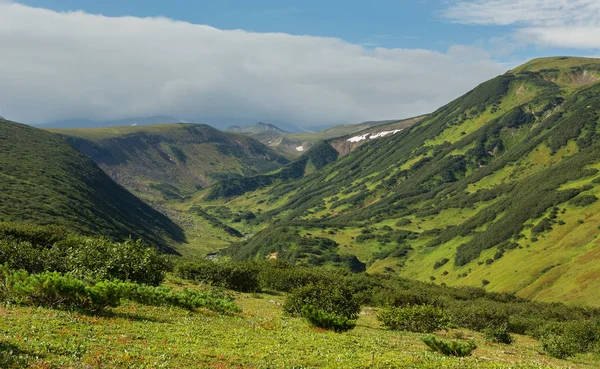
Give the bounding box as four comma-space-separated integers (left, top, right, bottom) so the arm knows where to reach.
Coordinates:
570, 70, 599, 85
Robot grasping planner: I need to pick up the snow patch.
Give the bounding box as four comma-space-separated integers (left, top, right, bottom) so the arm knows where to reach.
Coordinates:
296, 146, 304, 152
347, 133, 370, 143
347, 129, 403, 143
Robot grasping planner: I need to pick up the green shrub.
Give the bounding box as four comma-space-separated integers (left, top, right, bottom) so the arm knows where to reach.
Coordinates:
0, 265, 240, 314
0, 223, 168, 286
283, 282, 361, 322
258, 261, 338, 292
447, 300, 509, 331
377, 305, 450, 333
64, 237, 167, 286
541, 334, 578, 359
569, 195, 598, 207
175, 260, 260, 292
537, 320, 600, 358
422, 335, 477, 357
483, 323, 514, 344
300, 305, 356, 332
433, 258, 449, 270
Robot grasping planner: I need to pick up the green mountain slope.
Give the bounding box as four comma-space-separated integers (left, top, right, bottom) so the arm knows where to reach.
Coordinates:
50, 124, 289, 201
220, 56, 600, 305
0, 119, 185, 251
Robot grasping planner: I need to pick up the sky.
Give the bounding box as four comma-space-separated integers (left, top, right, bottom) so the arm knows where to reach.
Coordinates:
1, 0, 599, 127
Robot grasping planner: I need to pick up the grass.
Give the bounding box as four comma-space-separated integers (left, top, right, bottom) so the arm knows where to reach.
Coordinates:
1, 281, 599, 368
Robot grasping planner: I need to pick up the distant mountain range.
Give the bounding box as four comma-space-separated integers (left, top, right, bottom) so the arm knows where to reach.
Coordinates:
224, 118, 424, 158
36, 115, 183, 129
227, 122, 288, 134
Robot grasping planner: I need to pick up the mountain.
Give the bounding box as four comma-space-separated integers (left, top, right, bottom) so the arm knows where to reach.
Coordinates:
0, 119, 185, 251
37, 115, 182, 129
206, 118, 422, 200
215, 56, 600, 305
50, 123, 290, 202
228, 117, 425, 159
226, 122, 288, 134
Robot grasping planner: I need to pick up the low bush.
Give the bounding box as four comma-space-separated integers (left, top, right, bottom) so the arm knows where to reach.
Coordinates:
422, 335, 477, 357
283, 282, 361, 322
301, 305, 356, 332
537, 320, 600, 358
0, 222, 167, 286
483, 323, 513, 344
541, 334, 578, 359
258, 261, 338, 292
0, 265, 240, 314
377, 305, 450, 333
64, 237, 167, 286
176, 260, 260, 292
447, 300, 509, 331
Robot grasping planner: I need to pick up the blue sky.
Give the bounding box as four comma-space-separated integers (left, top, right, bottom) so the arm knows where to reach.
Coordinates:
16, 0, 513, 52
1, 0, 599, 126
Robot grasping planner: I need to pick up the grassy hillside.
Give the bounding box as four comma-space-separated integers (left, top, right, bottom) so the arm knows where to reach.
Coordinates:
50, 123, 289, 202
0, 120, 185, 251
215, 57, 600, 305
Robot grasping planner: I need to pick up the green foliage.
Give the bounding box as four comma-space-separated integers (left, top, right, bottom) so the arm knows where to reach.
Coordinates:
569, 194, 598, 207
448, 300, 510, 331
537, 320, 600, 359
257, 260, 339, 292
541, 334, 579, 359
0, 265, 240, 314
433, 258, 450, 270
422, 335, 477, 357
175, 260, 260, 292
283, 282, 361, 322
300, 305, 356, 332
483, 323, 514, 344
377, 305, 450, 333
0, 222, 167, 285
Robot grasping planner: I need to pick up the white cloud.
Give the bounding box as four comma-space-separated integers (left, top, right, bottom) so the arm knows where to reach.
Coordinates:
443, 0, 600, 49
0, 2, 507, 126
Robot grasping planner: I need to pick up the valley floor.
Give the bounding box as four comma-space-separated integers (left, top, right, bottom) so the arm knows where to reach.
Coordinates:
1, 281, 598, 369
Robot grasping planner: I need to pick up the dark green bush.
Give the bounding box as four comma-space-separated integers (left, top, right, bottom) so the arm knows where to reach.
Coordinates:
422, 335, 477, 357
283, 282, 361, 322
176, 260, 260, 292
483, 323, 513, 344
569, 195, 598, 207
300, 305, 356, 332
433, 258, 449, 270
377, 305, 450, 333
